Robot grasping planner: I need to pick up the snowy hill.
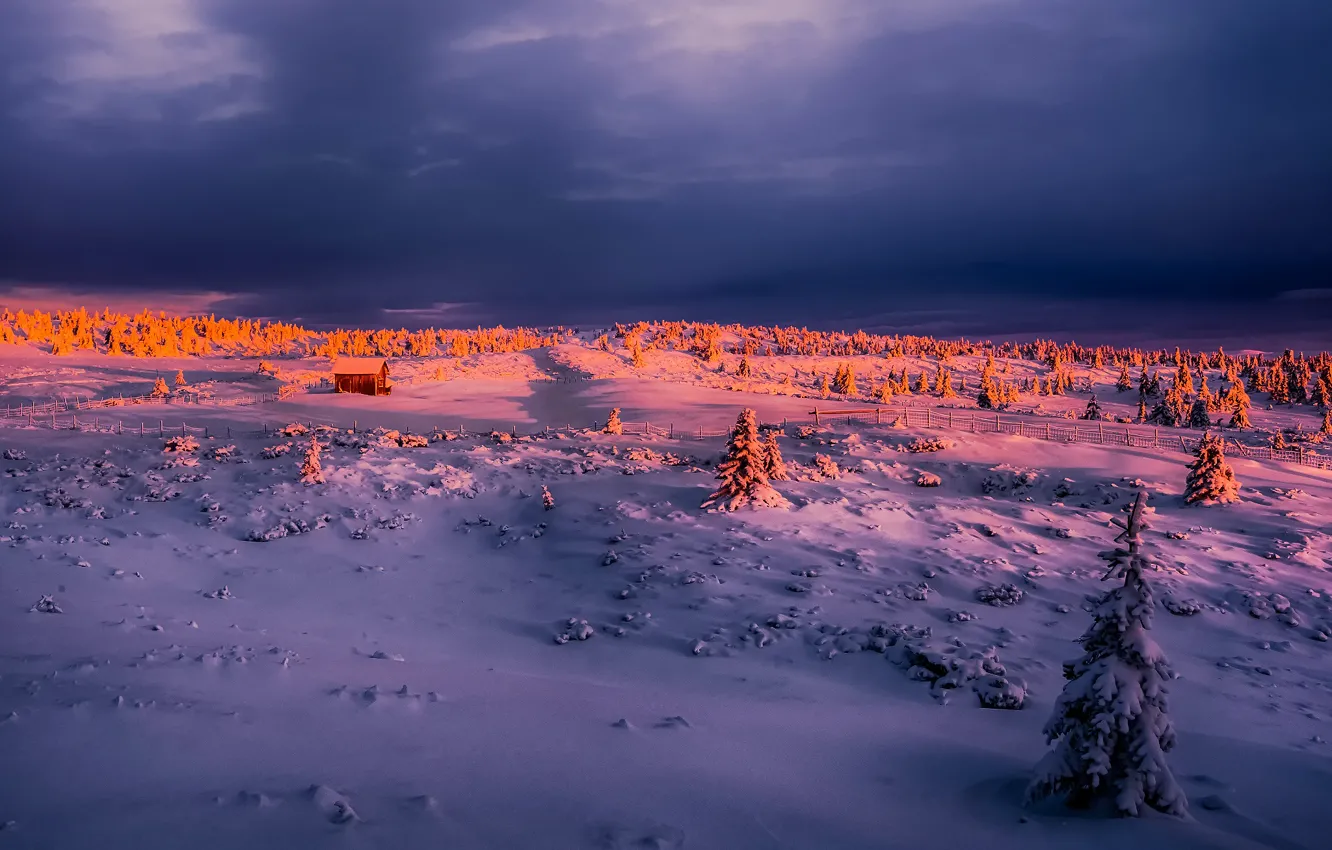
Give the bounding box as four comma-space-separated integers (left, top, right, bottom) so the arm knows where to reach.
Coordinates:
2, 389, 1331, 848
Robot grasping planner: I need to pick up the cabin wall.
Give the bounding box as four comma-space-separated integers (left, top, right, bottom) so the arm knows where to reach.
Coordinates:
334, 374, 381, 396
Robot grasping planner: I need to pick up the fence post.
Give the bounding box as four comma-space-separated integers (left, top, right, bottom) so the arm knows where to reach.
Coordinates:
813, 407, 820, 426
926, 409, 932, 427
181, 423, 186, 436
995, 414, 1000, 431
205, 427, 209, 439
875, 408, 881, 425
1154, 428, 1159, 448
140, 423, 144, 436
1045, 423, 1051, 440
1098, 422, 1104, 443
159, 420, 164, 437
670, 423, 674, 438
227, 426, 231, 439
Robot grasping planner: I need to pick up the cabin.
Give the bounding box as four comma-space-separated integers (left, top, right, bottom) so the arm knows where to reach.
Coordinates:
330, 358, 391, 396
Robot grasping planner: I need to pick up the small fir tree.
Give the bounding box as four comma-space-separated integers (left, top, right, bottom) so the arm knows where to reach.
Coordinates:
174, 369, 186, 387
1027, 491, 1188, 817
541, 485, 555, 510
1184, 432, 1239, 505
151, 376, 170, 397
603, 407, 623, 435
762, 430, 789, 481
1115, 364, 1132, 392
1321, 409, 1332, 436
737, 355, 752, 378
877, 380, 895, 404
1186, 397, 1210, 429
915, 371, 929, 394
819, 375, 831, 399
1082, 394, 1102, 420
701, 409, 789, 511
300, 439, 325, 485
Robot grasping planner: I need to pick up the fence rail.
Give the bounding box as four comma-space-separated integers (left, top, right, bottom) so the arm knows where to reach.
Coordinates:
807, 406, 1332, 471
0, 386, 304, 421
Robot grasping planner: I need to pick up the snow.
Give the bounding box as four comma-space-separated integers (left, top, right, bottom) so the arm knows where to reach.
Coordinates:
2, 347, 1332, 849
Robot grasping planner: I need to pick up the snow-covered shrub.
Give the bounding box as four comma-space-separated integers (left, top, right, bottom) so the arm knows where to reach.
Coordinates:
976, 584, 1024, 606
151, 377, 170, 397
603, 408, 623, 435
542, 485, 555, 510
554, 618, 594, 644
981, 465, 1040, 495
210, 445, 238, 461
894, 639, 1025, 708
1184, 432, 1239, 505
3, 449, 26, 460
906, 437, 953, 454
702, 409, 789, 511
794, 425, 818, 440
1027, 491, 1188, 817
163, 435, 199, 453
811, 453, 840, 479
30, 595, 63, 614
279, 422, 309, 437
261, 443, 293, 459
490, 430, 514, 444
915, 472, 942, 487
300, 439, 324, 485
1162, 595, 1202, 616
399, 433, 428, 448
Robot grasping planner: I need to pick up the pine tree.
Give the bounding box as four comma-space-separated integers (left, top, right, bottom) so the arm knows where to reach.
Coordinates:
877, 380, 894, 404
1184, 432, 1239, 505
1082, 394, 1102, 420
541, 485, 555, 510
1137, 397, 1148, 423
1271, 431, 1288, 451
603, 407, 623, 435
151, 376, 170, 397
1187, 398, 1210, 429
1116, 364, 1132, 393
832, 362, 857, 395
702, 409, 789, 511
738, 355, 752, 378
1027, 491, 1188, 817
915, 371, 929, 394
300, 439, 325, 485
762, 430, 789, 481
174, 369, 186, 387
819, 375, 831, 399
1320, 410, 1332, 436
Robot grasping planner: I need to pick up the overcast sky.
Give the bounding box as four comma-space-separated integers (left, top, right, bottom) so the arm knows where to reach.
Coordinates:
1, 1, 1329, 338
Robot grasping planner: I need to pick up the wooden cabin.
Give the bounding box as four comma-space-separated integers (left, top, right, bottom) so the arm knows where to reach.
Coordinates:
330, 358, 391, 396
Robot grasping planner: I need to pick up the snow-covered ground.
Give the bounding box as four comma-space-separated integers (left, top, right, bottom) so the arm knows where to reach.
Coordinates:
3, 350, 1332, 850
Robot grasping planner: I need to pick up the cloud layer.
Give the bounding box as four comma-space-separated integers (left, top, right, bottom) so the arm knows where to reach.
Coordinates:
1, 1, 1329, 327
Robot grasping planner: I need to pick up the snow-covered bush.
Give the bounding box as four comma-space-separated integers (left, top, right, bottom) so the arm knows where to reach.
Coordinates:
300, 439, 325, 485
1184, 432, 1239, 505
279, 422, 309, 437
554, 618, 594, 644
210, 444, 238, 461
915, 472, 942, 487
981, 465, 1040, 495
1027, 491, 1188, 817
702, 409, 789, 511
151, 377, 171, 397
976, 584, 1024, 606
603, 407, 623, 435
261, 443, 293, 459
542, 485, 555, 510
811, 453, 840, 480
31, 594, 63, 614
906, 437, 953, 453
163, 435, 199, 453
398, 433, 428, 448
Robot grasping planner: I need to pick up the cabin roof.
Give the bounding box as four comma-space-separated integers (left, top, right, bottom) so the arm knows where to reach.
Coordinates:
330, 357, 388, 375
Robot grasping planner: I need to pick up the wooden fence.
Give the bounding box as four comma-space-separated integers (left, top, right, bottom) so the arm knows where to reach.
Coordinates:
806, 406, 1332, 471
0, 386, 301, 421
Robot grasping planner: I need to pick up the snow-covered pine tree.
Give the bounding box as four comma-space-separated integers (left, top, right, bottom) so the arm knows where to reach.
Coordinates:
541, 485, 555, 510
300, 439, 325, 485
1137, 398, 1148, 423
1271, 431, 1288, 451
1116, 364, 1132, 392
1027, 491, 1188, 817
1321, 410, 1332, 436
915, 372, 929, 394
701, 409, 789, 511
1184, 432, 1239, 505
877, 380, 894, 403
151, 376, 170, 396
939, 368, 958, 399
603, 407, 623, 435
738, 355, 752, 378
174, 369, 186, 387
819, 375, 831, 399
1082, 394, 1102, 420
762, 430, 789, 481
1187, 397, 1210, 429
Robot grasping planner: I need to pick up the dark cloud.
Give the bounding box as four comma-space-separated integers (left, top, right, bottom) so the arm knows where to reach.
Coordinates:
1, 1, 1329, 332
